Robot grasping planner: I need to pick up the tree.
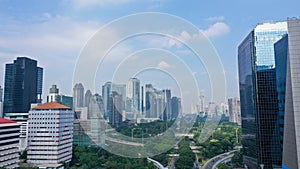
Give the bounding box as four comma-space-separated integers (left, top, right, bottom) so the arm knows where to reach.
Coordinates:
217, 163, 230, 169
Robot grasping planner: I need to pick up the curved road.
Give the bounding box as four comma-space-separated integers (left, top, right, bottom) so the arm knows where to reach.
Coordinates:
202, 150, 237, 169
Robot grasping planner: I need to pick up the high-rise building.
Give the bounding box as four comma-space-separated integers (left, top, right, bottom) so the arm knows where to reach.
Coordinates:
84, 90, 92, 107
73, 83, 84, 109
0, 118, 20, 168
58, 95, 73, 108
102, 82, 112, 113
37, 67, 43, 103
238, 21, 287, 168
47, 85, 59, 102
171, 97, 181, 120
108, 91, 123, 126
27, 102, 73, 166
163, 89, 172, 121
228, 97, 241, 125
274, 34, 288, 158
126, 78, 140, 113
3, 57, 43, 116
199, 93, 205, 113
278, 19, 300, 169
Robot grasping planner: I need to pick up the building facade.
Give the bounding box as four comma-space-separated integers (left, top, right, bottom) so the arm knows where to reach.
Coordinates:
126, 78, 140, 113
0, 118, 20, 168
3, 57, 43, 116
281, 19, 300, 169
228, 97, 241, 125
73, 83, 84, 110
27, 102, 73, 166
238, 22, 287, 168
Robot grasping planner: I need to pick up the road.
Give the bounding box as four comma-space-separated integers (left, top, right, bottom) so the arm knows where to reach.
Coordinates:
202, 150, 237, 169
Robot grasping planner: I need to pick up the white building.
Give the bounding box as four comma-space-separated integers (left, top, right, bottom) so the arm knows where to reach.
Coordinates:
228, 97, 241, 125
27, 102, 74, 166
0, 118, 20, 168
4, 113, 28, 151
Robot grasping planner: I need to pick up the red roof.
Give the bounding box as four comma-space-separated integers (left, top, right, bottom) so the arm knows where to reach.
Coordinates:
33, 102, 71, 110
0, 118, 17, 124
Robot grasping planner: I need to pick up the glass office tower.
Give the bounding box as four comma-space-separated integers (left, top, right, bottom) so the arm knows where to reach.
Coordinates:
3, 57, 43, 116
238, 22, 287, 168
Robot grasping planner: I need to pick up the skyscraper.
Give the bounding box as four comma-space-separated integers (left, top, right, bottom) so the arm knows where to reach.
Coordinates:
102, 82, 112, 113
84, 90, 93, 107
228, 97, 241, 125
171, 97, 181, 120
274, 34, 288, 158
126, 78, 140, 113
279, 19, 300, 169
3, 57, 43, 116
163, 89, 172, 121
238, 22, 287, 168
73, 83, 84, 109
108, 91, 123, 126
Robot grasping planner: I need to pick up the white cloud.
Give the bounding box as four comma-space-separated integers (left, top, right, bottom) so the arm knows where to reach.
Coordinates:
205, 16, 225, 22
73, 0, 134, 9
157, 61, 173, 69
201, 22, 230, 37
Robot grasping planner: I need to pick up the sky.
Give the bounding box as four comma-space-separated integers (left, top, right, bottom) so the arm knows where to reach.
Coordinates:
0, 0, 299, 110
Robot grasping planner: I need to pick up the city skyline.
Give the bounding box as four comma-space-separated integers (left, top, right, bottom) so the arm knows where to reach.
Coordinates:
1, 0, 299, 104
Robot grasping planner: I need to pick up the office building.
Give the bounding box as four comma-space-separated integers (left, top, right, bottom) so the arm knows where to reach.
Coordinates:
58, 95, 73, 108
163, 89, 172, 121
279, 19, 300, 169
84, 90, 92, 107
238, 21, 287, 168
171, 97, 181, 120
102, 82, 112, 114
228, 97, 241, 125
47, 85, 59, 102
27, 102, 73, 166
4, 113, 28, 151
108, 91, 123, 126
0, 118, 20, 168
3, 57, 43, 116
126, 78, 140, 113
73, 83, 84, 109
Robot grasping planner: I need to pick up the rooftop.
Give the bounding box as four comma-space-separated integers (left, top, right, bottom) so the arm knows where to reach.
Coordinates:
33, 102, 71, 110
0, 118, 17, 124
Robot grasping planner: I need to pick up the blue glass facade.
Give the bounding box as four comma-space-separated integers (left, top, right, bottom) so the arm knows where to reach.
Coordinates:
274, 35, 288, 153
238, 22, 287, 169
3, 57, 43, 116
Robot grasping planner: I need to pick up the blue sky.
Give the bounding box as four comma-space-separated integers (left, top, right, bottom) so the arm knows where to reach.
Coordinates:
0, 0, 299, 107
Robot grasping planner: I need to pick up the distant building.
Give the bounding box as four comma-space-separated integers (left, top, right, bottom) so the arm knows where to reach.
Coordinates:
126, 78, 140, 113
0, 118, 20, 168
228, 97, 241, 125
58, 95, 73, 108
47, 85, 73, 108
47, 85, 59, 102
108, 91, 123, 126
73, 83, 84, 110
163, 89, 172, 121
3, 57, 43, 116
238, 21, 287, 168
171, 97, 181, 120
102, 82, 112, 113
4, 113, 28, 151
27, 102, 73, 166
84, 90, 92, 107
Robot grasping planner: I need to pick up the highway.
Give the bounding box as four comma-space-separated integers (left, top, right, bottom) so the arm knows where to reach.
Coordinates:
202, 150, 237, 169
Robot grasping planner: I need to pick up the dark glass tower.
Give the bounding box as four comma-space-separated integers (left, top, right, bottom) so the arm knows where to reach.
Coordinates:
274, 35, 288, 154
238, 22, 287, 168
3, 57, 43, 116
